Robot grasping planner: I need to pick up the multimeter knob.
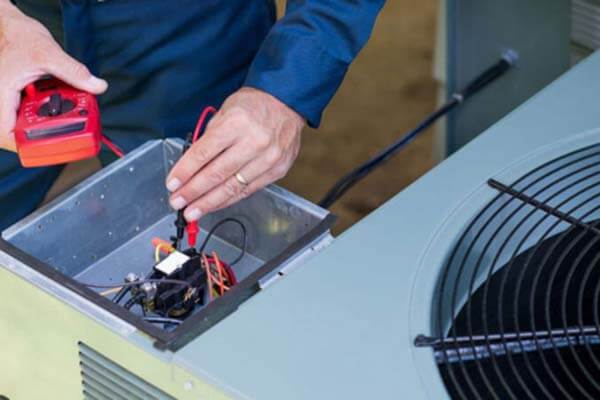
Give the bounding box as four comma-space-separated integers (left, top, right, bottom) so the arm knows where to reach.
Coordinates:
38, 93, 75, 117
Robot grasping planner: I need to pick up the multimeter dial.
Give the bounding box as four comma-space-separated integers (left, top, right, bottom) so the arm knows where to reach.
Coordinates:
38, 93, 76, 117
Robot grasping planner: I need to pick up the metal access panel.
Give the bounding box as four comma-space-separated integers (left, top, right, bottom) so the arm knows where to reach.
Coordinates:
1, 139, 334, 351
445, 0, 571, 153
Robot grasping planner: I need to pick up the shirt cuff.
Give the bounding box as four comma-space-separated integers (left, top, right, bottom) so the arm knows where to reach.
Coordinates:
244, 31, 349, 128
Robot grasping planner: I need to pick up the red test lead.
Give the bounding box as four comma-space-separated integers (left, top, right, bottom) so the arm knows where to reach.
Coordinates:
186, 221, 199, 247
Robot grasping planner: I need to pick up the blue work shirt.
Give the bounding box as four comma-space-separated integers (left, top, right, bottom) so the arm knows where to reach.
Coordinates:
0, 0, 385, 229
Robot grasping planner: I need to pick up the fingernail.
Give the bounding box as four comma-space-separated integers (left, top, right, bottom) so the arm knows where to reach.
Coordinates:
170, 196, 187, 210
166, 178, 181, 192
185, 208, 202, 222
89, 76, 108, 91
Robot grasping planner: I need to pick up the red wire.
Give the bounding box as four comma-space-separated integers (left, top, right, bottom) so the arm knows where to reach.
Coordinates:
205, 255, 237, 285
99, 106, 217, 159
98, 105, 216, 159
101, 136, 125, 158
191, 106, 217, 143
222, 262, 238, 285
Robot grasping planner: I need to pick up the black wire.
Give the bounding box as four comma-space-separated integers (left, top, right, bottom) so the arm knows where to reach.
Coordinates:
82, 278, 193, 290
318, 99, 460, 209
124, 293, 144, 310
144, 317, 182, 326
112, 286, 130, 304
198, 217, 247, 266
318, 53, 516, 209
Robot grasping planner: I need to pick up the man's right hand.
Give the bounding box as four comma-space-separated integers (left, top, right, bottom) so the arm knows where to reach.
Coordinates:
0, 0, 107, 152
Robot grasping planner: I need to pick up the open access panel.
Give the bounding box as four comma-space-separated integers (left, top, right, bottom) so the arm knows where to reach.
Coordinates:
1, 140, 334, 351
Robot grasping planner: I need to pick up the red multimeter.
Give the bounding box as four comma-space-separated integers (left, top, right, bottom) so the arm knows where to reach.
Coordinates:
14, 78, 102, 168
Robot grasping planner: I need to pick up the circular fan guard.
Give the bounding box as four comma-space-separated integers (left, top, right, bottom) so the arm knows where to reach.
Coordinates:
415, 143, 600, 399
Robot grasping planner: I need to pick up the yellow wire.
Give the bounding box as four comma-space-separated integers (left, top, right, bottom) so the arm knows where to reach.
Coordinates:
100, 287, 122, 297
155, 243, 172, 263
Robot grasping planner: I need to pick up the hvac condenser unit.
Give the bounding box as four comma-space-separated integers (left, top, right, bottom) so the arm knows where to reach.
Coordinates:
4, 35, 600, 400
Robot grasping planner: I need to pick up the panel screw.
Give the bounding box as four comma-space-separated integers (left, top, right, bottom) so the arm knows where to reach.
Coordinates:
183, 380, 194, 391
140, 282, 157, 300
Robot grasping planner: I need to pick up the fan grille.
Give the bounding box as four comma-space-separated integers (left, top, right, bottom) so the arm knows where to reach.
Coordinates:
416, 143, 600, 399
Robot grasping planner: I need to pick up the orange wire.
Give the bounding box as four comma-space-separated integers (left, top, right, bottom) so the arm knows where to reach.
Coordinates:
213, 252, 226, 296
202, 255, 220, 288
207, 264, 228, 294
152, 238, 175, 254
216, 254, 231, 288
202, 253, 213, 301
203, 254, 229, 294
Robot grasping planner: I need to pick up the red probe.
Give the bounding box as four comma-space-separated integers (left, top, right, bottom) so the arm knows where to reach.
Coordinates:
182, 106, 217, 248
186, 221, 199, 247
14, 77, 123, 167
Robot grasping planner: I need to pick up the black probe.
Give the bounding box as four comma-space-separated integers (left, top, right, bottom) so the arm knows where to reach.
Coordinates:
173, 210, 187, 250
318, 50, 519, 209
171, 133, 194, 250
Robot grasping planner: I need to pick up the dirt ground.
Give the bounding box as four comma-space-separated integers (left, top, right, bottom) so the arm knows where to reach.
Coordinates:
47, 0, 439, 234
279, 0, 439, 232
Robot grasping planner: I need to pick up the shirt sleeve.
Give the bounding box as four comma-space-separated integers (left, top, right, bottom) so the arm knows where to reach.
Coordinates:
244, 0, 387, 127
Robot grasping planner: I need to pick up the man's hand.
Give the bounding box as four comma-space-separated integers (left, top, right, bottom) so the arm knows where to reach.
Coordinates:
166, 87, 305, 221
0, 1, 107, 152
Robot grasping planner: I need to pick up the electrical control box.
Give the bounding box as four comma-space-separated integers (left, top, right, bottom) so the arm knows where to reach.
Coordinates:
1, 139, 334, 351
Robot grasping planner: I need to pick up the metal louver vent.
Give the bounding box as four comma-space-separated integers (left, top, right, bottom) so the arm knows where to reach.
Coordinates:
572, 0, 600, 50
78, 342, 176, 400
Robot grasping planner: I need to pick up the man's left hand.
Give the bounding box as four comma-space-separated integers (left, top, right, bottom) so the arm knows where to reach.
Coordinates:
166, 87, 305, 221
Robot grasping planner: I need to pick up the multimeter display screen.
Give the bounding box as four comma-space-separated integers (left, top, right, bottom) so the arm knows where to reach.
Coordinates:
26, 121, 86, 140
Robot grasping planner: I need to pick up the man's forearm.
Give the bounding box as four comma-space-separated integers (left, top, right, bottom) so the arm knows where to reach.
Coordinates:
166, 0, 387, 214
244, 0, 386, 127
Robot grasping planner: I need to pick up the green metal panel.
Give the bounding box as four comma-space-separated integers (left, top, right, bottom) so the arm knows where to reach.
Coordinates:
0, 267, 231, 400
446, 0, 571, 153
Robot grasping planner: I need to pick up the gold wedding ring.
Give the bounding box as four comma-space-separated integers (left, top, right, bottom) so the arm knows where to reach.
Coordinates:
235, 172, 249, 186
